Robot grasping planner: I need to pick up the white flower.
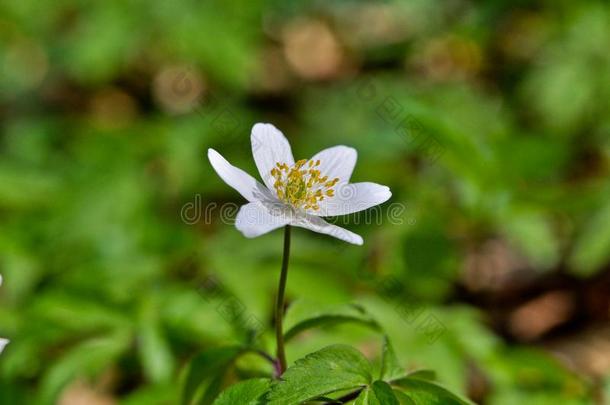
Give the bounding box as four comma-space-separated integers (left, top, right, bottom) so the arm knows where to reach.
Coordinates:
0, 275, 8, 354
208, 123, 391, 245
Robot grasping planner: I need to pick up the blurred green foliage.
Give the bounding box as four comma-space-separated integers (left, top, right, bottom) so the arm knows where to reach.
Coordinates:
1, 0, 609, 403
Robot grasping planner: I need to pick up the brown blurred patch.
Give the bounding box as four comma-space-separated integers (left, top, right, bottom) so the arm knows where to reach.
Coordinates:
509, 290, 575, 341
459, 242, 610, 340
89, 87, 137, 129
3, 35, 48, 91
462, 239, 531, 294
250, 46, 293, 94
409, 35, 483, 82
282, 18, 352, 81
336, 3, 412, 49
496, 11, 550, 62
153, 64, 205, 114
59, 379, 116, 405
547, 325, 610, 378
467, 360, 490, 403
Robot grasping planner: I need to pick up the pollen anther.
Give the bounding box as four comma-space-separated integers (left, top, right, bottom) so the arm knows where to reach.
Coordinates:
271, 159, 338, 211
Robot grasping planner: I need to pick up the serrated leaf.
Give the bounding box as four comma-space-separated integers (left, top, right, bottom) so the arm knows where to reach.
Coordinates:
182, 346, 243, 405
392, 378, 474, 405
379, 337, 405, 381
266, 344, 372, 405
212, 378, 271, 405
284, 303, 381, 342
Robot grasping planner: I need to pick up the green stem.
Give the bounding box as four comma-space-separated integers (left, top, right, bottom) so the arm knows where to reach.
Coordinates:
275, 225, 291, 375
252, 349, 276, 367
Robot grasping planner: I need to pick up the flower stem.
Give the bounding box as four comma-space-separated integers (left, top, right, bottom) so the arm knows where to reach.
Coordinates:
275, 225, 291, 375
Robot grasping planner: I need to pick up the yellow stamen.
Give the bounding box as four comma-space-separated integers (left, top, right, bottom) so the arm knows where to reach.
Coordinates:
270, 158, 339, 211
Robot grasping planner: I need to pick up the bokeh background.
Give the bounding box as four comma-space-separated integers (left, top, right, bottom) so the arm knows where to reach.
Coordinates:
1, 0, 610, 403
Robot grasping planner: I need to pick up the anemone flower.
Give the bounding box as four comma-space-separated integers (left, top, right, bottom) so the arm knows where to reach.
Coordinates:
208, 123, 391, 374
208, 123, 391, 246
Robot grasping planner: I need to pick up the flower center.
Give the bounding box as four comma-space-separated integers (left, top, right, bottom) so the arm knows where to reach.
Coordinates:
271, 159, 339, 211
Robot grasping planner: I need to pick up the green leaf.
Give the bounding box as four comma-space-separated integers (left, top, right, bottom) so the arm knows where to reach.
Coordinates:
182, 346, 243, 405
138, 297, 175, 383
284, 303, 381, 342
502, 210, 559, 271
353, 381, 399, 405
379, 337, 405, 381
403, 369, 437, 382
212, 379, 271, 405
266, 344, 372, 405
392, 378, 474, 405
36, 332, 130, 405
569, 199, 610, 276
371, 381, 400, 405
122, 383, 179, 405
393, 390, 417, 405
354, 389, 370, 405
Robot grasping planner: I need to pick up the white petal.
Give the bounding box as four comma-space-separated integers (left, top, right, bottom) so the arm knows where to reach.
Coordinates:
236, 201, 292, 238
309, 146, 357, 183
208, 149, 276, 203
292, 214, 363, 245
251, 123, 295, 190
311, 182, 392, 216
0, 338, 8, 354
